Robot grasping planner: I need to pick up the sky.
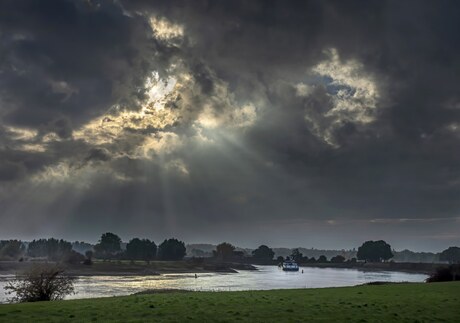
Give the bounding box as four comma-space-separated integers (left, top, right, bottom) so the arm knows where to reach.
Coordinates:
0, 0, 459, 252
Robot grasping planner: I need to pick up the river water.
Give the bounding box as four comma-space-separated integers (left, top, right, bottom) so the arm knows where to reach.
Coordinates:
0, 266, 428, 303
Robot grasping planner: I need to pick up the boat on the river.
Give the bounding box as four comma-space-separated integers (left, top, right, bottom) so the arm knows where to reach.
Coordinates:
282, 259, 299, 271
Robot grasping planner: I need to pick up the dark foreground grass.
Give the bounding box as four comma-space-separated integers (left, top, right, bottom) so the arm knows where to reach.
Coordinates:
0, 282, 459, 322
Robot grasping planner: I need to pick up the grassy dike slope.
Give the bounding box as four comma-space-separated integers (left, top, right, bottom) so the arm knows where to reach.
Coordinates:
0, 282, 459, 322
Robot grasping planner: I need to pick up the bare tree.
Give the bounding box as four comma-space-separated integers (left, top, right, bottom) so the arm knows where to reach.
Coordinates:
5, 264, 75, 302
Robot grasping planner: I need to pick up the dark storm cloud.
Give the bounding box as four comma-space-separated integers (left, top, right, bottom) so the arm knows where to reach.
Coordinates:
155, 0, 460, 217
0, 0, 176, 131
1, 0, 459, 251
0, 0, 182, 180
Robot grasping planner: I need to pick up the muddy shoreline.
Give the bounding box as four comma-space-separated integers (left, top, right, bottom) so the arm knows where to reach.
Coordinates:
0, 260, 257, 276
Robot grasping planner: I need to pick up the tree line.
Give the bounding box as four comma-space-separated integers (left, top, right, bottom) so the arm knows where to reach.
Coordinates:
92, 233, 186, 262
1, 236, 460, 264
211, 240, 401, 264
0, 233, 186, 264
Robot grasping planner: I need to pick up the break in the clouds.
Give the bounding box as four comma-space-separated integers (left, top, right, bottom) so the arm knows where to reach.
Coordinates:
1, 0, 459, 251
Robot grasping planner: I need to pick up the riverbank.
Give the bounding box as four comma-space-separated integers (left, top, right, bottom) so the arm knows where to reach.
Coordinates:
0, 282, 458, 322
298, 261, 441, 274
0, 260, 257, 276
1, 259, 438, 276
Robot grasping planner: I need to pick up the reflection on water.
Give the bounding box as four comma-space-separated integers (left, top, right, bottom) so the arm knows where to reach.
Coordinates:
0, 266, 428, 303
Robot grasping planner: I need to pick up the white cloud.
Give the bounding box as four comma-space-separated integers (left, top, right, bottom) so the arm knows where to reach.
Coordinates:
149, 16, 184, 41
306, 48, 380, 147
73, 71, 182, 146
295, 82, 313, 97
138, 132, 183, 158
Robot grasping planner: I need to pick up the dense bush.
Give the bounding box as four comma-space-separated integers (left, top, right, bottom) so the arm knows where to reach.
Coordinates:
426, 265, 460, 283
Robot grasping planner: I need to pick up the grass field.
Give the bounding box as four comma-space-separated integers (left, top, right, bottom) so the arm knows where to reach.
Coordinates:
0, 282, 459, 322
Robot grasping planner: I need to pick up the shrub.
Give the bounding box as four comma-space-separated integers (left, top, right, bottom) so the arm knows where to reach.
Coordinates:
426, 265, 460, 283
5, 264, 75, 302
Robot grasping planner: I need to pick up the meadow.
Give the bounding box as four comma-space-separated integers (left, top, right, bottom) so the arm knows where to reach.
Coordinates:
0, 282, 458, 322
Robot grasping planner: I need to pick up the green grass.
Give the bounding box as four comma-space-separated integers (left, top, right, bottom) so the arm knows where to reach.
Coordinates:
0, 282, 459, 322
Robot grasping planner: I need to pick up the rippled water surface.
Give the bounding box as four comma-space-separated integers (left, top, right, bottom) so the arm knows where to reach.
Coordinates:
0, 266, 428, 303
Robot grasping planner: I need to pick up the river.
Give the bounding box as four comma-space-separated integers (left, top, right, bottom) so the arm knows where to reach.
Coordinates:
0, 266, 428, 303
